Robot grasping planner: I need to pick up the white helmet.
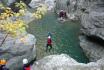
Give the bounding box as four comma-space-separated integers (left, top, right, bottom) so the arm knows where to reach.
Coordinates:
48, 36, 51, 39
61, 10, 63, 11
23, 59, 28, 64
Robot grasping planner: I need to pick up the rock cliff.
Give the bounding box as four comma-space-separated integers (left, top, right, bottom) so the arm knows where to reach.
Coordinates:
79, 0, 104, 62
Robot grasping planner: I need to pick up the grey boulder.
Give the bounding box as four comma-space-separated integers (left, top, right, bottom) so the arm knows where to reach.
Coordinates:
0, 33, 36, 70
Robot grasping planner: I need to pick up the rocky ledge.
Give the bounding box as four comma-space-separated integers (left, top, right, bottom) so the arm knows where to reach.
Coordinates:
31, 54, 104, 70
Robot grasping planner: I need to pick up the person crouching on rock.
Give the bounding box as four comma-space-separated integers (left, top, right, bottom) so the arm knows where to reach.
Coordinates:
59, 10, 67, 21
46, 36, 52, 52
0, 59, 9, 70
23, 59, 31, 70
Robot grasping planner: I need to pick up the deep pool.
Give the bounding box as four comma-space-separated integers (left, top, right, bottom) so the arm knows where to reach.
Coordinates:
27, 12, 89, 63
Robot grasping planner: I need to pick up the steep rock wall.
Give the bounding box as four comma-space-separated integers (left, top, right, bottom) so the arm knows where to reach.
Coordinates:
79, 0, 104, 61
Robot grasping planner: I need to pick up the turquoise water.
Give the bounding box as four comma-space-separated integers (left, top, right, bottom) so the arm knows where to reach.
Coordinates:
27, 12, 89, 63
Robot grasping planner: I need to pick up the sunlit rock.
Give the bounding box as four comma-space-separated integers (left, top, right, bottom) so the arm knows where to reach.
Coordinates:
29, 0, 42, 8
31, 54, 104, 70
45, 0, 55, 11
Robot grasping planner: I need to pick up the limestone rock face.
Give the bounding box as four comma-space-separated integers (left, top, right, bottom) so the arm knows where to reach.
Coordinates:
0, 33, 36, 70
79, 35, 104, 62
31, 54, 104, 70
29, 0, 55, 11
79, 0, 104, 62
55, 0, 69, 11
80, 3, 104, 40
29, 0, 42, 8
7, 0, 16, 5
81, 11, 104, 39
45, 0, 55, 11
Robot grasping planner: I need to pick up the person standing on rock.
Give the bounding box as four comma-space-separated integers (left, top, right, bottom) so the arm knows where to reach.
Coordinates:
23, 59, 31, 70
46, 35, 52, 52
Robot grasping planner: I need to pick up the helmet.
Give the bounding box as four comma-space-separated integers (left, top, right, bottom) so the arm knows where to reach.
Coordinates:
48, 36, 51, 39
0, 59, 7, 65
23, 59, 28, 64
60, 10, 63, 11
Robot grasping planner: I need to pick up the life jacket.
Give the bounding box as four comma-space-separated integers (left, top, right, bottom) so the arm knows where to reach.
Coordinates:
47, 38, 52, 45
23, 64, 31, 70
59, 11, 64, 17
24, 66, 31, 70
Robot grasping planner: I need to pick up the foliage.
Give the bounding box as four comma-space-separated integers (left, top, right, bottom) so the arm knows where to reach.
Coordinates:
0, 6, 26, 37
0, 19, 27, 37
33, 4, 47, 19
15, 1, 27, 10
0, 7, 14, 20
14, 9, 25, 17
0, 2, 48, 37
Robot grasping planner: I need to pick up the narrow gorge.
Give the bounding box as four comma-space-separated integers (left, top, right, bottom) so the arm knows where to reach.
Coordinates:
0, 0, 104, 70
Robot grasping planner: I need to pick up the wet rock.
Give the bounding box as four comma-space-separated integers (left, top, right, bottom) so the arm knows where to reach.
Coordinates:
31, 54, 104, 70
0, 32, 36, 70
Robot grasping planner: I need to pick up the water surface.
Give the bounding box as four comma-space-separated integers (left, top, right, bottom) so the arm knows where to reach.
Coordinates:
27, 12, 89, 63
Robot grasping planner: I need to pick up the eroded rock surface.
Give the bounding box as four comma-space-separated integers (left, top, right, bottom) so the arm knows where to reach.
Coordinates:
79, 35, 104, 61
31, 54, 104, 70
29, 0, 42, 8
0, 32, 36, 70
79, 0, 104, 62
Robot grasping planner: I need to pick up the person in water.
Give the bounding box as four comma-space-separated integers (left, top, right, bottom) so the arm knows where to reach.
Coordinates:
0, 59, 9, 70
23, 59, 31, 70
46, 35, 52, 52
